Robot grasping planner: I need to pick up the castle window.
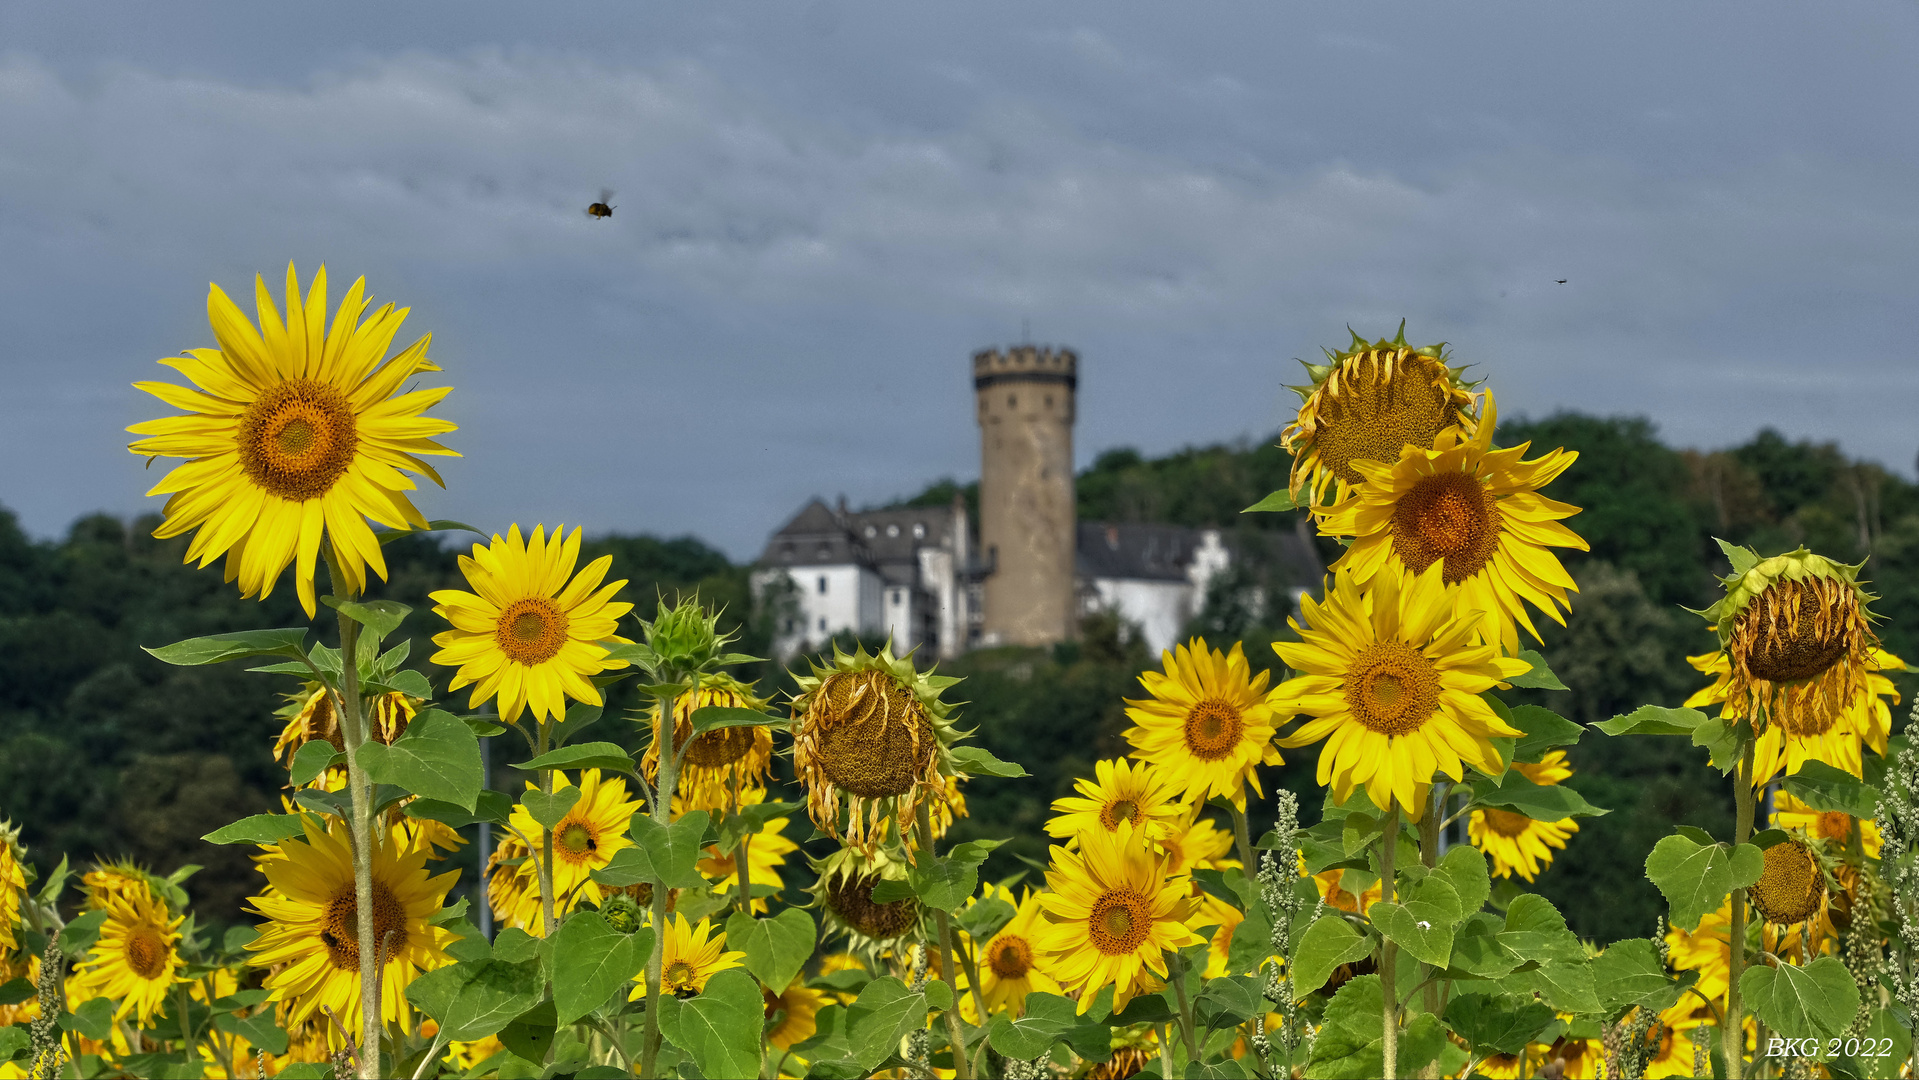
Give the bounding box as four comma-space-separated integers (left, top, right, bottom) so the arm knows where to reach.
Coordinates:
913, 522, 926, 539
818, 617, 827, 632
1045, 394, 1053, 407
817, 575, 828, 594
886, 523, 900, 537
864, 525, 876, 538
784, 618, 795, 634
1007, 394, 1017, 408
892, 589, 903, 606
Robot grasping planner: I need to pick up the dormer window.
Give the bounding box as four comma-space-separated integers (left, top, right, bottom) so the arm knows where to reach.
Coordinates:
886, 523, 900, 537
912, 522, 926, 539
864, 525, 877, 538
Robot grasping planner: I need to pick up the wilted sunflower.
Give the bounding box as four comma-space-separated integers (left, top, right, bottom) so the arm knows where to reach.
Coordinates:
641, 673, 775, 814
789, 643, 964, 853
1468, 751, 1580, 882
272, 682, 417, 780
1750, 835, 1827, 926
1123, 638, 1284, 810
627, 914, 745, 999
502, 769, 640, 934
127, 264, 457, 617
1314, 392, 1587, 656
1279, 324, 1481, 508
764, 980, 830, 1049
976, 887, 1063, 1017
1035, 821, 1204, 1015
66, 888, 184, 1025
0, 824, 22, 957
246, 816, 459, 1043
904, 773, 969, 854
1772, 790, 1882, 859
693, 789, 799, 914
811, 846, 922, 953
1273, 564, 1530, 817
1687, 545, 1903, 786
1046, 757, 1187, 846
431, 524, 634, 724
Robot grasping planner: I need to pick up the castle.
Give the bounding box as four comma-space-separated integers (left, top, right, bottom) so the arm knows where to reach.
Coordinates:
753, 345, 1320, 661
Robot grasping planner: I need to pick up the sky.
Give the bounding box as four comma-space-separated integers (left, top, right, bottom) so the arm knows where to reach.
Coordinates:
2, 3, 1915, 562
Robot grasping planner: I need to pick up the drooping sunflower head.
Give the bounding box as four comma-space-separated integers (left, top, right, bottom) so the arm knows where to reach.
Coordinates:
1771, 790, 1883, 860
68, 887, 186, 1025
430, 524, 634, 724
1749, 836, 1827, 926
128, 264, 458, 617
273, 683, 419, 781
809, 845, 923, 953
641, 672, 776, 813
1468, 806, 1578, 883
1274, 563, 1530, 817
1279, 323, 1481, 507
1122, 638, 1284, 810
789, 641, 964, 853
1046, 756, 1189, 846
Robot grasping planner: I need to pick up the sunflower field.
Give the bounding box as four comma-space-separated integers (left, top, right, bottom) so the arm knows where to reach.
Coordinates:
1, 265, 1915, 1080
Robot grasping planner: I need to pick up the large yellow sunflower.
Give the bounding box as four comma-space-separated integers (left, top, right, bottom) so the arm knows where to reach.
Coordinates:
1155, 805, 1238, 877
1468, 751, 1580, 882
1123, 638, 1284, 809
431, 524, 634, 724
246, 816, 459, 1043
628, 914, 745, 999
128, 264, 457, 617
1046, 757, 1188, 845
694, 789, 799, 914
1034, 821, 1204, 1015
501, 769, 640, 934
1686, 546, 1903, 787
976, 887, 1064, 1017
1279, 325, 1481, 507
1273, 564, 1530, 817
1772, 790, 1882, 859
1313, 392, 1587, 655
67, 888, 184, 1025
642, 674, 776, 814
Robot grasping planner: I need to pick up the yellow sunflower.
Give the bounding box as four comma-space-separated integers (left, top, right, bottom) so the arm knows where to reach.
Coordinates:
67, 888, 184, 1025
1772, 790, 1882, 859
128, 263, 457, 617
1123, 638, 1284, 810
976, 888, 1064, 1017
811, 846, 922, 953
1664, 897, 1833, 1003
1273, 563, 1530, 817
430, 524, 634, 724
1686, 545, 1902, 787
1312, 392, 1588, 655
502, 769, 640, 934
694, 790, 799, 914
272, 682, 418, 781
642, 674, 777, 814
1193, 891, 1247, 979
1034, 821, 1205, 1015
1046, 757, 1188, 845
1468, 751, 1580, 882
628, 914, 745, 999
764, 981, 830, 1049
1279, 324, 1482, 507
904, 773, 969, 855
1156, 806, 1239, 877
245, 816, 459, 1043
1312, 866, 1381, 916
0, 826, 21, 958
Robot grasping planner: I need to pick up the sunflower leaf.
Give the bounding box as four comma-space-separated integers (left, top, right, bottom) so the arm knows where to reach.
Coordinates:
202, 813, 310, 846
57, 911, 109, 956
1594, 705, 1707, 737
145, 628, 308, 667
902, 839, 1005, 912
1740, 956, 1860, 1041
688, 705, 785, 735
1715, 537, 1762, 577
599, 812, 711, 890
844, 977, 929, 1071
1468, 773, 1609, 820
1371, 895, 1458, 968
517, 787, 581, 832
513, 740, 635, 775
363, 668, 433, 701
551, 913, 648, 1024
1506, 650, 1569, 691
1644, 833, 1738, 931
1690, 714, 1743, 774
406, 791, 513, 829
948, 745, 1029, 778
288, 741, 343, 787
406, 958, 544, 1043
1305, 976, 1447, 1079
657, 968, 765, 1077
321, 597, 410, 643
1591, 937, 1690, 1014
1430, 844, 1492, 918
727, 908, 817, 994
1443, 993, 1557, 1056
213, 1010, 289, 1056
714, 800, 803, 854
1243, 489, 1297, 514
358, 709, 483, 811
987, 992, 1079, 1058
1781, 761, 1883, 818
1508, 706, 1585, 761
1444, 913, 1525, 978
1289, 914, 1373, 996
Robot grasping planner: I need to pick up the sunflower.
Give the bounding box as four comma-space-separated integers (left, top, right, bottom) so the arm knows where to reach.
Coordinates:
904, 773, 969, 855
127, 264, 457, 617
1278, 325, 1482, 508
1642, 1004, 1708, 1080
1156, 806, 1239, 877
273, 682, 417, 781
975, 888, 1064, 1017
430, 524, 634, 724
1312, 392, 1587, 656
812, 846, 922, 954
66, 888, 184, 1025
642, 673, 776, 814
1273, 564, 1530, 817
1034, 821, 1205, 1015
1193, 891, 1247, 979
1687, 545, 1902, 786
484, 833, 535, 932
764, 980, 830, 1049
1046, 757, 1188, 846
1664, 898, 1833, 1003
502, 769, 640, 935
1312, 866, 1382, 917
1123, 638, 1284, 810
245, 816, 459, 1043
789, 642, 965, 854
0, 825, 26, 959
694, 790, 799, 914
1749, 836, 1826, 926
1468, 752, 1581, 882
1772, 790, 1882, 859
628, 914, 745, 999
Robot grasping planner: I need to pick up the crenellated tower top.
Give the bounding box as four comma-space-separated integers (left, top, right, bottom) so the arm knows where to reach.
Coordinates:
971, 345, 1078, 390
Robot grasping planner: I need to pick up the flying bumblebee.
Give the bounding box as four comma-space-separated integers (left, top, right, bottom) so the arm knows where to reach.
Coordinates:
586, 190, 615, 219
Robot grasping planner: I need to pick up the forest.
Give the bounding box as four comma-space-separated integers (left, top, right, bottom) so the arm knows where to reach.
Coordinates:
1, 412, 1913, 944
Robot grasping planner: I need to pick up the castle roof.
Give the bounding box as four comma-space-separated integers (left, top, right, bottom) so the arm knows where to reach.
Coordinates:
1076, 522, 1204, 582
758, 499, 961, 572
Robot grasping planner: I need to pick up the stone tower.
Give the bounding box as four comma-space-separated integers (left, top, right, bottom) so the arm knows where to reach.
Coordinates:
974, 345, 1078, 646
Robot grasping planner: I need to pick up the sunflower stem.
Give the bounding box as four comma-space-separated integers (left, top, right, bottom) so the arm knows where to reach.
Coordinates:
737, 830, 753, 916
639, 689, 678, 1080
1728, 740, 1756, 1080
536, 720, 556, 939
1170, 948, 1200, 1062
1379, 804, 1400, 1080
914, 800, 973, 1080
326, 551, 383, 1080
1231, 804, 1256, 883
1155, 1022, 1176, 1080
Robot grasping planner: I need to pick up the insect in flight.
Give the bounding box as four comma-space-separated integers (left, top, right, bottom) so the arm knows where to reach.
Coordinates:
1555, 279, 1567, 284
586, 190, 616, 219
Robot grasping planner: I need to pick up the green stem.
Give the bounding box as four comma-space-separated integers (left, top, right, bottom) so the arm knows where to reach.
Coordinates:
537, 721, 555, 938
1230, 804, 1257, 880
737, 831, 753, 917
326, 552, 382, 1080
1155, 1022, 1176, 1080
174, 983, 194, 1068
1728, 740, 1756, 1080
1417, 788, 1444, 1077
914, 801, 972, 1080
1380, 804, 1400, 1080
1170, 949, 1200, 1062
638, 691, 678, 1080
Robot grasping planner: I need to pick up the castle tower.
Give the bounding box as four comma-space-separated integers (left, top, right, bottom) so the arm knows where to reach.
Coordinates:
974, 345, 1078, 647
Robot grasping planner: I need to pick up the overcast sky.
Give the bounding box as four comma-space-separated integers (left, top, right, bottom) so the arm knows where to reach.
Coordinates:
3, 3, 1915, 562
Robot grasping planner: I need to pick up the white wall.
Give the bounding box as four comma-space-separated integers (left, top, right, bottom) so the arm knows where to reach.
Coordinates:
758, 564, 884, 658
1085, 577, 1194, 660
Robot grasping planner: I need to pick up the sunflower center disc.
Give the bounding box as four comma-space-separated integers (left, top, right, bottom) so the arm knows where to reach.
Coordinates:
1088, 889, 1151, 955
1391, 471, 1500, 583
989, 935, 1033, 979
125, 927, 167, 980
1346, 642, 1441, 736
559, 821, 594, 857
1101, 798, 1141, 829
665, 961, 695, 990
812, 672, 934, 799
1739, 579, 1855, 687
1481, 808, 1533, 838
685, 725, 756, 769
1751, 839, 1824, 924
236, 378, 359, 502
1818, 811, 1853, 844
1315, 352, 1460, 485
1183, 699, 1244, 760
827, 872, 919, 940
320, 882, 409, 971
494, 597, 569, 665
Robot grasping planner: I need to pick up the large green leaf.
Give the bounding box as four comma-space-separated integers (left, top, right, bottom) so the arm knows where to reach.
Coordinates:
726, 908, 816, 993
145, 628, 308, 666
1431, 843, 1491, 918
405, 958, 543, 1042
1507, 650, 1569, 691
512, 741, 636, 775
986, 992, 1081, 1058
1508, 705, 1584, 762
1592, 938, 1687, 1014
288, 741, 343, 787
321, 597, 411, 643
550, 913, 647, 1024
1304, 976, 1447, 1079
592, 811, 712, 890
213, 1011, 289, 1056
518, 787, 581, 830
658, 968, 765, 1080
1689, 715, 1744, 774
1740, 957, 1860, 1041
896, 839, 1005, 912
1470, 772, 1609, 820
687, 705, 786, 734
357, 709, 483, 811
1243, 488, 1297, 513
1644, 833, 1762, 931
947, 745, 1029, 778
843, 977, 928, 1071
1289, 914, 1372, 995
1780, 761, 1882, 818
201, 814, 309, 846
1443, 992, 1555, 1055
405, 791, 513, 829
1446, 913, 1524, 978
1496, 894, 1585, 966
1594, 705, 1706, 736
1371, 901, 1456, 968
